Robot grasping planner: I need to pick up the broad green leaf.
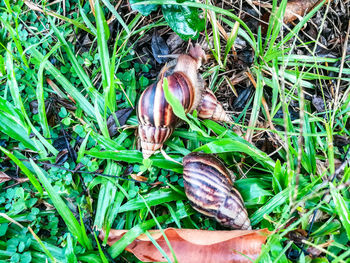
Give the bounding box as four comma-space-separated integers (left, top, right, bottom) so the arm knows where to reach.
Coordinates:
235, 178, 273, 207
130, 0, 159, 15
162, 2, 205, 40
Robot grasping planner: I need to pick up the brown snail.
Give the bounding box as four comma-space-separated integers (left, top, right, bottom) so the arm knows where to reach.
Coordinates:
183, 152, 251, 230
137, 44, 231, 158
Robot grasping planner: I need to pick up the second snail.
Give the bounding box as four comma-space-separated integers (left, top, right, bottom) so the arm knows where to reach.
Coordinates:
183, 152, 251, 230
137, 44, 232, 158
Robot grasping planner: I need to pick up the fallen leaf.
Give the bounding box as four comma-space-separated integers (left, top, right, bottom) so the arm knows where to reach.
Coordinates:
107, 108, 134, 137
151, 32, 170, 64
312, 95, 326, 113
306, 240, 334, 258
101, 228, 270, 263
0, 172, 12, 184
284, 0, 331, 24
130, 173, 148, 182
166, 33, 184, 52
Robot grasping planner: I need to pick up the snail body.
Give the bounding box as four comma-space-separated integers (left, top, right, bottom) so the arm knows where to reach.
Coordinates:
137, 45, 231, 158
183, 152, 251, 230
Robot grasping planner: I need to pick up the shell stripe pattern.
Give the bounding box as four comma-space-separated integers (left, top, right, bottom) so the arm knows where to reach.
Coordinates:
197, 89, 231, 122
183, 153, 233, 184
138, 72, 194, 129
183, 153, 251, 229
183, 165, 246, 214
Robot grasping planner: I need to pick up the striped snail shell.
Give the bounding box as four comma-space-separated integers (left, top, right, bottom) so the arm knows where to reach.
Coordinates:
137, 44, 232, 159
197, 88, 232, 122
183, 152, 251, 230
137, 44, 206, 159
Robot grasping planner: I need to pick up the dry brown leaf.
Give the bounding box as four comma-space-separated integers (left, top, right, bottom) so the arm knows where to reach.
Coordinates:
306, 240, 334, 258
0, 172, 12, 184
130, 173, 148, 182
101, 228, 270, 263
88, 0, 95, 16
284, 0, 331, 24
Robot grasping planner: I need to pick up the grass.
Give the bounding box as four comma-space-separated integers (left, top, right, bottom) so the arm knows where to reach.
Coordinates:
0, 0, 349, 262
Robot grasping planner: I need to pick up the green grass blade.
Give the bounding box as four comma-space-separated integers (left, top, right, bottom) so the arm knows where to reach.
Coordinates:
93, 232, 109, 263
49, 19, 104, 109
101, 0, 130, 34
95, 0, 113, 114
0, 106, 36, 151
119, 188, 185, 212
264, 0, 287, 56
163, 78, 207, 136
195, 138, 275, 170
28, 227, 57, 262
65, 234, 78, 263
330, 183, 350, 240
277, 0, 326, 48
94, 161, 119, 229
77, 131, 91, 163
28, 47, 95, 118
29, 160, 93, 250
86, 149, 183, 173
79, 6, 97, 36
108, 214, 169, 258
0, 147, 43, 196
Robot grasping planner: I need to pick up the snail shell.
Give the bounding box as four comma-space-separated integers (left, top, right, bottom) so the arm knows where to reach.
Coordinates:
197, 88, 232, 122
137, 44, 232, 159
183, 152, 251, 230
137, 45, 206, 159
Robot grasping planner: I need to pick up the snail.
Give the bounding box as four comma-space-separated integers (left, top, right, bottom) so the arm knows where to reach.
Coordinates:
183, 152, 251, 230
137, 44, 231, 158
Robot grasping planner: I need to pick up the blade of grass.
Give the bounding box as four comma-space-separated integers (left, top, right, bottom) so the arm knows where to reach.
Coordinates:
119, 188, 185, 213
0, 147, 43, 196
101, 0, 130, 35
30, 159, 93, 250
24, 0, 93, 34
86, 149, 183, 173
330, 183, 350, 240
108, 214, 169, 258
195, 138, 275, 170
79, 5, 97, 36
49, 19, 104, 109
29, 47, 96, 118
95, 0, 114, 116
140, 194, 178, 263
163, 78, 208, 137
94, 161, 119, 229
